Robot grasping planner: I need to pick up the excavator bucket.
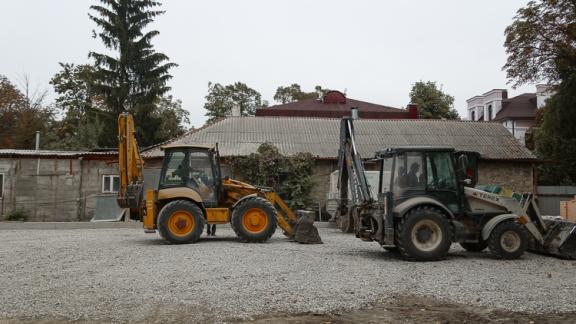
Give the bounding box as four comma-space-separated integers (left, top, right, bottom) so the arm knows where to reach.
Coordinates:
293, 211, 323, 244
530, 218, 576, 259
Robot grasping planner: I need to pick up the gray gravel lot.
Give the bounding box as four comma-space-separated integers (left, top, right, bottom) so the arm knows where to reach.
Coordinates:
0, 225, 575, 323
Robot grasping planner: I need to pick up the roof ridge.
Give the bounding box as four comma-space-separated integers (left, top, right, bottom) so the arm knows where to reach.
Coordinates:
141, 117, 227, 153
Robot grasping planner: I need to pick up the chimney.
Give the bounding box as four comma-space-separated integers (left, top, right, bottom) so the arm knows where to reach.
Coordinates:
407, 103, 418, 119
231, 103, 241, 117
350, 107, 359, 120
536, 84, 553, 109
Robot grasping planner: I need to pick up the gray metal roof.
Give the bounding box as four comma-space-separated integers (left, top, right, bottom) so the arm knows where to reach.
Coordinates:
142, 117, 536, 161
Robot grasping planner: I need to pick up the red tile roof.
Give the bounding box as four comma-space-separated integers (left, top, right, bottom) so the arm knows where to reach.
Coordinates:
256, 91, 416, 119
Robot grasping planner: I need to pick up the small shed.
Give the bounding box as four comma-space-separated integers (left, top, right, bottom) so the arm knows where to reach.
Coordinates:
0, 150, 118, 221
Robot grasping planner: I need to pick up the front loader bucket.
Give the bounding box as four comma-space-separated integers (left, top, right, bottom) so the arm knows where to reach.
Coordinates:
530, 218, 576, 259
293, 211, 323, 244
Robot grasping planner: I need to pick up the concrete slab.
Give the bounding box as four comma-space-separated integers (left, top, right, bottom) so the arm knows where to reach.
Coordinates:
0, 220, 334, 231
0, 221, 142, 231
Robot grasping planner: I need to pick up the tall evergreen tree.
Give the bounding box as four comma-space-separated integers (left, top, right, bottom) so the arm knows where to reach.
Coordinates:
89, 0, 177, 147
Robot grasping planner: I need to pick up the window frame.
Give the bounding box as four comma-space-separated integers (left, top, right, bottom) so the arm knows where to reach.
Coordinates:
0, 173, 4, 199
101, 174, 120, 194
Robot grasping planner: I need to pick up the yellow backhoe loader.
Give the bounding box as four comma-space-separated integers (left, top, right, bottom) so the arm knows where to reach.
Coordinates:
116, 113, 321, 244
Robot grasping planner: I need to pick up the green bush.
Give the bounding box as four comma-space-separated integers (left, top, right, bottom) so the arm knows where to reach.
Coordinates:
229, 143, 315, 210
3, 208, 28, 221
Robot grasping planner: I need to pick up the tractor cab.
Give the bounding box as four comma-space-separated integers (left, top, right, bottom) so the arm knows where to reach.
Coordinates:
159, 145, 223, 207
375, 147, 465, 215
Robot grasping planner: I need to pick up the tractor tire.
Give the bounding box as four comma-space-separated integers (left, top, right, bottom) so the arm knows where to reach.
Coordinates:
157, 200, 205, 244
231, 197, 277, 243
395, 206, 452, 261
460, 241, 488, 252
488, 221, 528, 259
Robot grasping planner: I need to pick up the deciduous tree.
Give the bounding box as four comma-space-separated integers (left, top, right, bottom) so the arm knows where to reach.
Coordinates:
0, 75, 54, 149
49, 63, 104, 150
152, 95, 190, 143
409, 81, 459, 119
504, 0, 576, 185
503, 0, 576, 87
273, 84, 326, 104
203, 82, 262, 123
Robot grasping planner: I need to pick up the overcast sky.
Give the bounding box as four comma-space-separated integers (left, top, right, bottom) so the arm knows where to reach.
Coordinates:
0, 0, 534, 127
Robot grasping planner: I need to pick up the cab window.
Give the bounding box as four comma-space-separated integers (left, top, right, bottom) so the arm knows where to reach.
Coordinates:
393, 152, 425, 196
189, 151, 216, 203
426, 152, 457, 190
162, 151, 187, 186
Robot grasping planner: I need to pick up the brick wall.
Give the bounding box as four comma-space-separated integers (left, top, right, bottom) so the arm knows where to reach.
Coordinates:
477, 160, 534, 192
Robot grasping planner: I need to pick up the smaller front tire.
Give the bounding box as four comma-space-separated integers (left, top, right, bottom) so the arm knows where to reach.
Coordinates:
488, 221, 527, 259
157, 200, 205, 244
231, 197, 277, 243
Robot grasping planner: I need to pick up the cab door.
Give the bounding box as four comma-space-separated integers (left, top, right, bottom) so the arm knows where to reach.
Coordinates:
425, 152, 462, 215
187, 150, 219, 207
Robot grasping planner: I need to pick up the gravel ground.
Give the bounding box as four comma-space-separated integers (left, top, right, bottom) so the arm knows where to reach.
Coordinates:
0, 225, 575, 323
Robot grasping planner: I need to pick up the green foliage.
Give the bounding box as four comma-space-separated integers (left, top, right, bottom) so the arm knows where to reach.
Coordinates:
152, 95, 190, 143
503, 0, 576, 87
204, 82, 262, 123
409, 81, 459, 119
280, 152, 315, 210
89, 0, 177, 147
49, 63, 105, 150
534, 77, 576, 185
273, 84, 326, 104
229, 143, 315, 209
505, 1, 576, 185
0, 75, 55, 149
3, 208, 28, 221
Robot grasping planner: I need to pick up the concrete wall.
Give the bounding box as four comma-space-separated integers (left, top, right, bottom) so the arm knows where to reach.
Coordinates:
0, 157, 118, 222
0, 157, 82, 221
478, 160, 534, 192
79, 159, 122, 221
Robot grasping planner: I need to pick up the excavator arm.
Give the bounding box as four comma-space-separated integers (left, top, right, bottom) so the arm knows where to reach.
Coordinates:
336, 117, 375, 232
117, 113, 145, 216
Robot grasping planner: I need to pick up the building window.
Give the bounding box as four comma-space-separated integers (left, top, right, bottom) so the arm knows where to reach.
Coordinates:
471, 111, 476, 121
102, 175, 120, 193
0, 173, 4, 198
488, 105, 493, 121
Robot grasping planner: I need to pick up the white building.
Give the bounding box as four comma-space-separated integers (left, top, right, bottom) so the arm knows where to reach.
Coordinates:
466, 85, 553, 144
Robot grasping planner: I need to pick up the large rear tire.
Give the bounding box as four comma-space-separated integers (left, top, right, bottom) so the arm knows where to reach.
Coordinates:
396, 206, 452, 261
488, 221, 527, 259
231, 197, 277, 243
157, 200, 205, 244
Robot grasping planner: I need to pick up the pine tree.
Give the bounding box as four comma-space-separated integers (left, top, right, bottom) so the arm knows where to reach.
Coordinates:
89, 0, 177, 147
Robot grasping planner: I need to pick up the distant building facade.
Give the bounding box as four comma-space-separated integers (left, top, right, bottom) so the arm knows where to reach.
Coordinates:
466, 85, 554, 144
